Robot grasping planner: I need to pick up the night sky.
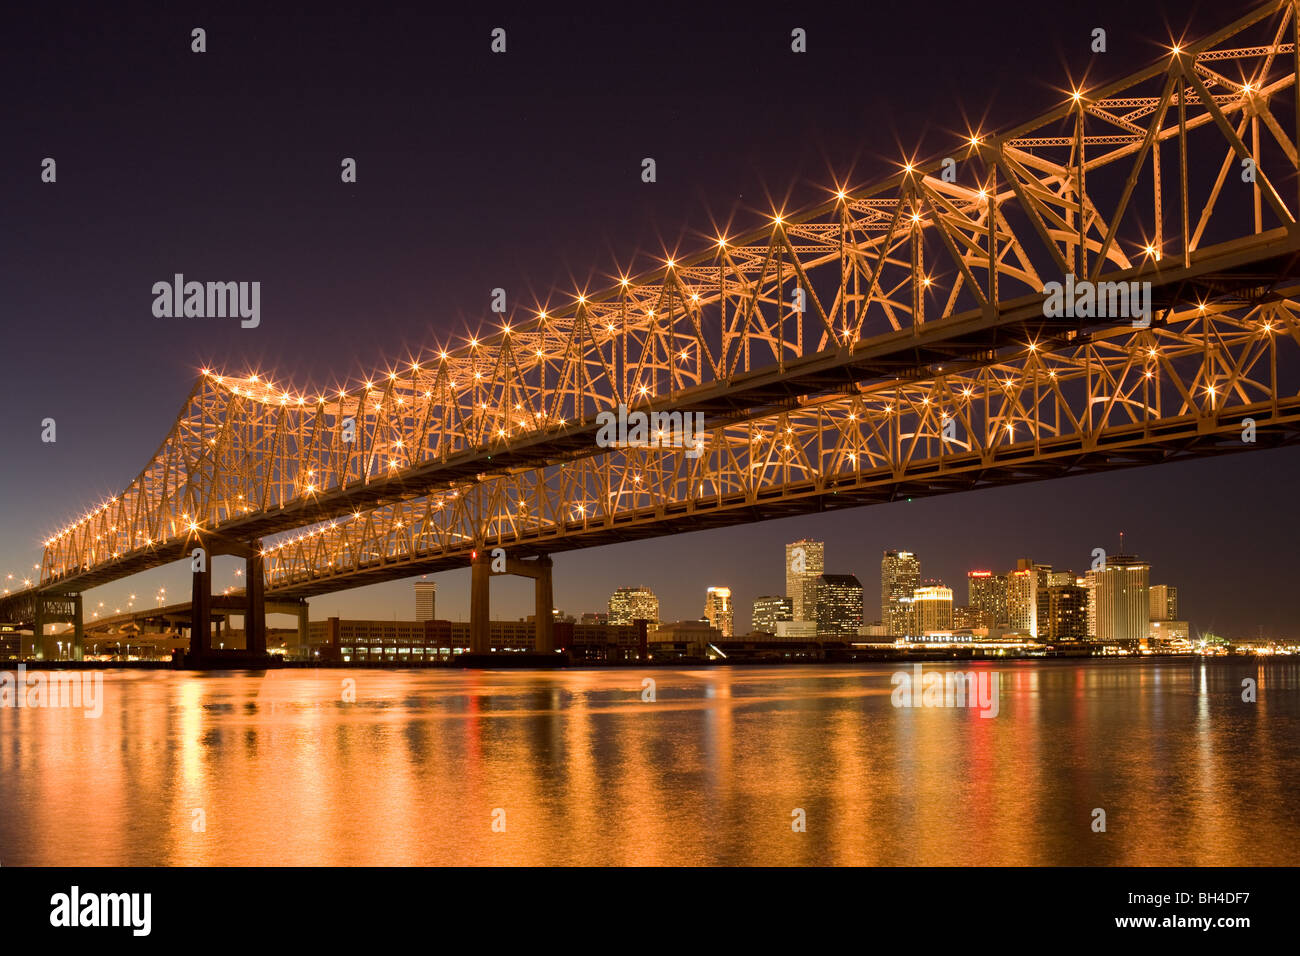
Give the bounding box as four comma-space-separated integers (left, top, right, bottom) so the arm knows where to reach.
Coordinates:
2, 0, 1295, 638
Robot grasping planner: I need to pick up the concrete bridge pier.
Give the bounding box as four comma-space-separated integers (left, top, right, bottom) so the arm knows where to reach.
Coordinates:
468, 551, 555, 654
32, 593, 83, 661
532, 556, 554, 654
470, 551, 491, 653
188, 535, 268, 664
190, 559, 213, 660
245, 547, 266, 655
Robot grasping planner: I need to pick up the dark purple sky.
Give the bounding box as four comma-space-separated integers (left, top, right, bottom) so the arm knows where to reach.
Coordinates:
2, 0, 1295, 637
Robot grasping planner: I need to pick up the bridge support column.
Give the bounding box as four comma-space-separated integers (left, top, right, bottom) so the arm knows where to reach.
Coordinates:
296, 602, 309, 658
32, 600, 45, 661
470, 551, 491, 654
245, 548, 266, 655
70, 593, 83, 661
190, 559, 212, 662
533, 556, 554, 654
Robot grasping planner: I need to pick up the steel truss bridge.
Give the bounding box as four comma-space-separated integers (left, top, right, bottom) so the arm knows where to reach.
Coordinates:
5, 0, 1300, 658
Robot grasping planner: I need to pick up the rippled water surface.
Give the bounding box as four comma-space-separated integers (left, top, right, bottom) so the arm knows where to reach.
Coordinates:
2, 660, 1297, 865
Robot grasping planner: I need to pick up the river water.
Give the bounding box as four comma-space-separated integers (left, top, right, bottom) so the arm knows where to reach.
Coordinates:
1, 659, 1296, 865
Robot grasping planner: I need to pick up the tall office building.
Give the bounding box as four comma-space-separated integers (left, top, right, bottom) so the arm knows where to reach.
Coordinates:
881, 550, 921, 636
1149, 584, 1178, 621
608, 586, 660, 626
704, 587, 734, 638
752, 595, 793, 634
1008, 559, 1051, 637
415, 581, 437, 621
1084, 570, 1099, 637
813, 574, 864, 637
785, 539, 825, 622
1093, 554, 1151, 643
912, 585, 954, 634
1007, 565, 1035, 635
967, 571, 1009, 625
1044, 583, 1088, 641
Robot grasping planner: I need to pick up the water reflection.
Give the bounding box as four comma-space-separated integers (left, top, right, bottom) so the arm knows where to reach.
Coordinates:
1, 661, 1296, 865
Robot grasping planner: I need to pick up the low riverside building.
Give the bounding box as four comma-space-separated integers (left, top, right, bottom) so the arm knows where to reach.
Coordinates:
303, 617, 647, 662
648, 621, 723, 659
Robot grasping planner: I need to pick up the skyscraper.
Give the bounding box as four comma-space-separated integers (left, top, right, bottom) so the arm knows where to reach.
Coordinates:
1094, 554, 1151, 643
785, 539, 825, 622
813, 574, 864, 637
1044, 583, 1088, 641
912, 585, 954, 634
608, 586, 659, 626
415, 581, 437, 621
752, 595, 793, 634
1007, 565, 1035, 635
1082, 570, 1096, 637
1008, 559, 1051, 637
967, 571, 1009, 625
1149, 584, 1178, 621
704, 586, 734, 637
881, 550, 920, 636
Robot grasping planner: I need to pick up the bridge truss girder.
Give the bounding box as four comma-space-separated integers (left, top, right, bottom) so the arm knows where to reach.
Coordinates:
260, 290, 1300, 598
